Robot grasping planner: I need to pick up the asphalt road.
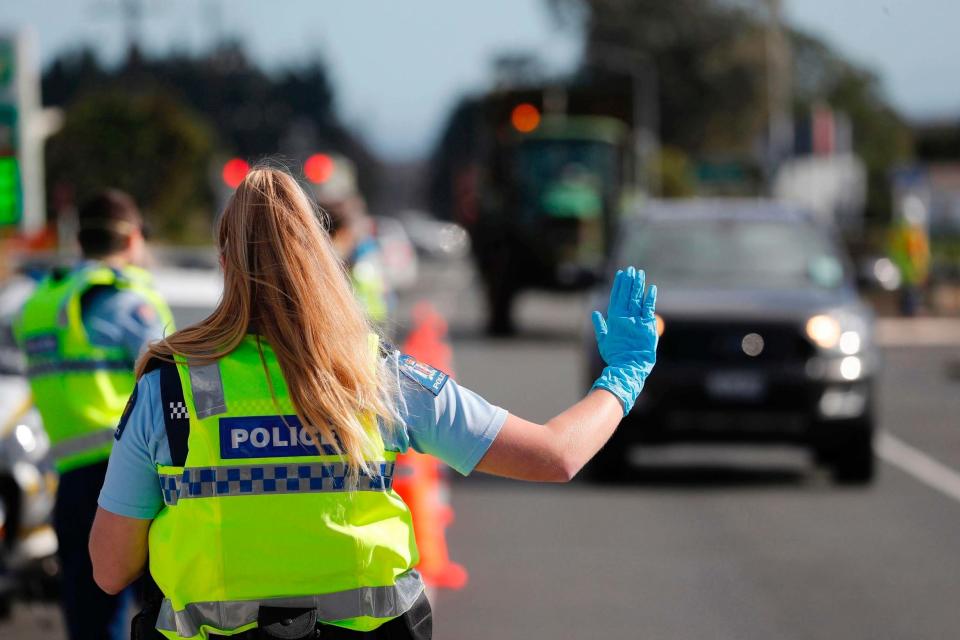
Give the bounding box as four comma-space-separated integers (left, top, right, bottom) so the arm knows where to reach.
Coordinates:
4, 256, 960, 639
419, 259, 960, 640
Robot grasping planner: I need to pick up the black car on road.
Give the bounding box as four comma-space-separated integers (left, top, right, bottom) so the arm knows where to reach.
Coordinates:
585, 200, 878, 484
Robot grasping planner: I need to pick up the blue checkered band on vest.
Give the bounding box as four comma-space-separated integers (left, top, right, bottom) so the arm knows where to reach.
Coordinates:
158, 461, 396, 506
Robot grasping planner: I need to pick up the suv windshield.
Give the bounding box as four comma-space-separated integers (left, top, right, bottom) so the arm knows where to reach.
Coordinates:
621, 219, 848, 290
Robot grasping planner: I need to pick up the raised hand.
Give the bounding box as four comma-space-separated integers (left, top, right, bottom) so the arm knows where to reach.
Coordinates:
591, 266, 658, 415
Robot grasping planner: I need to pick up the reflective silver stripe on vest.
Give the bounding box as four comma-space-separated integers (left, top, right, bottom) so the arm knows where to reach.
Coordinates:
188, 362, 227, 418
158, 461, 396, 506
155, 569, 424, 638
26, 358, 133, 378
49, 429, 116, 461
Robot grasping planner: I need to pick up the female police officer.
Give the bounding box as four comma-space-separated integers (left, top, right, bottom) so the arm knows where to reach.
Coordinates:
88, 167, 658, 640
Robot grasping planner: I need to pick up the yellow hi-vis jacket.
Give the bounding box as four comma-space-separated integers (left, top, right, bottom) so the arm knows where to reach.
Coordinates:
148, 335, 422, 639
14, 264, 173, 472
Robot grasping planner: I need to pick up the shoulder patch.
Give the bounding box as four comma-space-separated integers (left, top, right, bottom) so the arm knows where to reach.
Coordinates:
133, 302, 158, 324
398, 354, 449, 396
115, 382, 139, 441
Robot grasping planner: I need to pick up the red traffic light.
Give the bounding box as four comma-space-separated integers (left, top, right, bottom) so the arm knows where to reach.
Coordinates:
222, 158, 250, 189
304, 153, 335, 184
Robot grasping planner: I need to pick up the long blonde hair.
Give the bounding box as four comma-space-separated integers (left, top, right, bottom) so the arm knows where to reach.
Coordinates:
140, 166, 394, 476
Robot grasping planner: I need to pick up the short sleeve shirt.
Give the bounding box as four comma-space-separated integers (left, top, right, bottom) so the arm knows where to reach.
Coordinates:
98, 350, 507, 519
83, 285, 168, 358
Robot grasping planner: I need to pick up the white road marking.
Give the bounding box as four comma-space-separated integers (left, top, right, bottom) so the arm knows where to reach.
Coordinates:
876, 431, 960, 503
875, 318, 960, 347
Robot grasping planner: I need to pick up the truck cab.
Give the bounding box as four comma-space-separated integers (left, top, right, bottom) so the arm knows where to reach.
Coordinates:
475, 114, 634, 334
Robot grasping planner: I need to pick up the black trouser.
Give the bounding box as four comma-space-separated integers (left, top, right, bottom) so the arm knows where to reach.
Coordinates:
54, 460, 132, 640
134, 591, 432, 640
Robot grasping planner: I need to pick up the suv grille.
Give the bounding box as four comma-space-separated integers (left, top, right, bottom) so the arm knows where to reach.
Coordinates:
658, 320, 814, 365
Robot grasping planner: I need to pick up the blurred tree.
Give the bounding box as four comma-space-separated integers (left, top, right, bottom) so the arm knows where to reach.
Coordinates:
790, 29, 913, 223
549, 0, 913, 221
42, 43, 383, 222
46, 90, 215, 241
550, 0, 772, 155
914, 122, 960, 161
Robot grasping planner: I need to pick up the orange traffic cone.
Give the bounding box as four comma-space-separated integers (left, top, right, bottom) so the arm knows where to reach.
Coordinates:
395, 302, 468, 590
401, 303, 453, 376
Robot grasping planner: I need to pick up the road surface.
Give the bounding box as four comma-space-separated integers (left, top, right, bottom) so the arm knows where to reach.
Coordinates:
4, 256, 960, 639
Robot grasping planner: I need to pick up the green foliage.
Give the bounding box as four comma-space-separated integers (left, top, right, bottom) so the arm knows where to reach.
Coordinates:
551, 0, 913, 220
913, 124, 960, 161
42, 44, 336, 160
42, 44, 383, 225
552, 0, 773, 154
791, 29, 913, 223
46, 90, 215, 241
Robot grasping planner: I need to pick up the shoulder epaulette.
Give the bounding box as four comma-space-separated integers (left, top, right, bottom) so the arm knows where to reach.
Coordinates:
151, 359, 190, 466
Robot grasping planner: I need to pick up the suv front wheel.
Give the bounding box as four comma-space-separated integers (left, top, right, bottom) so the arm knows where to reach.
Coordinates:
812, 418, 875, 485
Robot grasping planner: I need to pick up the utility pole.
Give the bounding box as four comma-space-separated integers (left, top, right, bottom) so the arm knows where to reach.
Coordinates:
588, 42, 660, 196
765, 0, 793, 183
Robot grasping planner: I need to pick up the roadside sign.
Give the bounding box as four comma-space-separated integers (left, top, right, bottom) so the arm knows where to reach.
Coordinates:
0, 84, 21, 226
0, 156, 20, 225
0, 40, 13, 89
0, 33, 34, 230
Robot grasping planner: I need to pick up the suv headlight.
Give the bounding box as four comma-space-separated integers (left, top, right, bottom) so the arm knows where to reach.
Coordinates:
805, 310, 870, 355
838, 331, 861, 355
805, 315, 841, 350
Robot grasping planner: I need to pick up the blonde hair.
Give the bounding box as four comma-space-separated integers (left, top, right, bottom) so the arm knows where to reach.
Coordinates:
139, 166, 394, 477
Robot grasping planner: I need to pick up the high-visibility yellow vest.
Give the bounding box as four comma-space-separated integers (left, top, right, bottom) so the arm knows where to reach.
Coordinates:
148, 335, 422, 640
351, 259, 389, 324
889, 222, 931, 286
14, 264, 173, 472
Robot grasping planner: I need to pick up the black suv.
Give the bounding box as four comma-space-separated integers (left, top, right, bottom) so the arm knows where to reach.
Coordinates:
585, 200, 877, 484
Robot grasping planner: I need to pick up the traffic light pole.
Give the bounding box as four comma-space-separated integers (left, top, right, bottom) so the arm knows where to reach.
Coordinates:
0, 30, 54, 234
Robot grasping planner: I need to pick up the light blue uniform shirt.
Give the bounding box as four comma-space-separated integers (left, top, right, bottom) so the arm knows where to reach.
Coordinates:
85, 287, 168, 357
98, 350, 507, 519
79, 262, 169, 358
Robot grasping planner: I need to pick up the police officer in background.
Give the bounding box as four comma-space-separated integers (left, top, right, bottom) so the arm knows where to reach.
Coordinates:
322, 193, 394, 327
312, 154, 394, 330
14, 190, 174, 640
88, 168, 657, 639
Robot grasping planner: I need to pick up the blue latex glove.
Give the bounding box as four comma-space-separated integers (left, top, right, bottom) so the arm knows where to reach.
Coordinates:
591, 266, 658, 415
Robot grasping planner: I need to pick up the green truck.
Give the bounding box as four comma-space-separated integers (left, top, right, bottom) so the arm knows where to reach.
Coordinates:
430, 85, 642, 334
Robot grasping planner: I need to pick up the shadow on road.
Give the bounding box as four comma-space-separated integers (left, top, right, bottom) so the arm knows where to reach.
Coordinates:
461, 463, 813, 491
448, 326, 582, 345
605, 463, 809, 489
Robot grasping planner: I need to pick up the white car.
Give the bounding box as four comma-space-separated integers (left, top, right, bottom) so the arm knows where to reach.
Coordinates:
0, 276, 58, 617
396, 210, 471, 260
0, 260, 225, 617
373, 216, 419, 292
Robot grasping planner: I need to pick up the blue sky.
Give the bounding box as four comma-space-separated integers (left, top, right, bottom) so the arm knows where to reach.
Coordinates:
4, 0, 958, 159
